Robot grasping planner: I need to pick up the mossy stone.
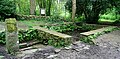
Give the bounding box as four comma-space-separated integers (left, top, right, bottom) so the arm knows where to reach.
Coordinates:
5, 18, 17, 32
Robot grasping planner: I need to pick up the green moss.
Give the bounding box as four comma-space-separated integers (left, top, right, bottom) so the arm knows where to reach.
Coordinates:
6, 18, 17, 32
6, 18, 16, 24
37, 29, 72, 47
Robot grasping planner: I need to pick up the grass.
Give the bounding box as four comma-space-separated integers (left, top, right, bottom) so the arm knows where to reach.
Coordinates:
99, 12, 120, 24
98, 14, 119, 24
19, 20, 45, 27
98, 19, 117, 24
18, 17, 70, 27
98, 19, 117, 23
100, 14, 117, 20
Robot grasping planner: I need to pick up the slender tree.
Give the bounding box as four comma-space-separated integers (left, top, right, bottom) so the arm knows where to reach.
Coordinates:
72, 0, 76, 22
46, 0, 52, 16
30, 0, 36, 15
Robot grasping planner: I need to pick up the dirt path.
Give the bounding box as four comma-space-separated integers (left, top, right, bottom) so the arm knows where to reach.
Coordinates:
15, 30, 120, 59
54, 30, 120, 59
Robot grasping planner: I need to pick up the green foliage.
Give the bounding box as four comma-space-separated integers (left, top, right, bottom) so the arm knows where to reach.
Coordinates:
75, 16, 85, 22
0, 29, 38, 44
100, 8, 119, 21
15, 0, 30, 15
100, 14, 117, 20
17, 15, 70, 22
0, 0, 16, 21
18, 29, 38, 42
0, 32, 5, 44
40, 24, 97, 33
65, 0, 120, 23
77, 25, 96, 31
113, 20, 120, 25
40, 24, 76, 33
0, 28, 71, 47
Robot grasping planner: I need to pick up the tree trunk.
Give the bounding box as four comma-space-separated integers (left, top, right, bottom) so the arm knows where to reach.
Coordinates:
46, 0, 52, 16
30, 0, 36, 15
48, 0, 52, 16
72, 0, 76, 22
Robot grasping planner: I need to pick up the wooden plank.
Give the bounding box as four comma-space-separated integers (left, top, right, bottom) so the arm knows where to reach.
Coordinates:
80, 26, 116, 36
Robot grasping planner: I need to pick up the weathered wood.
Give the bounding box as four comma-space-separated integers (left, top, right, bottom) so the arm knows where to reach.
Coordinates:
80, 26, 116, 36
5, 18, 19, 55
30, 0, 36, 15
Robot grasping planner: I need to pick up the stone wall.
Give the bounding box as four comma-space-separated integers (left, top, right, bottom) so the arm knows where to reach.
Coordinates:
33, 26, 72, 47
16, 14, 49, 20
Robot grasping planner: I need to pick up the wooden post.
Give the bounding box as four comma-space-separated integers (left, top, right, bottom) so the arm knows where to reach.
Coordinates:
5, 18, 19, 55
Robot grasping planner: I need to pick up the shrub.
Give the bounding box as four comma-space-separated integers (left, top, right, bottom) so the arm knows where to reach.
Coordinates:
0, 0, 16, 21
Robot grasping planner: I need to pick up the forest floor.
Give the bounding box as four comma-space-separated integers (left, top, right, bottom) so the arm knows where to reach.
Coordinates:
0, 22, 120, 59
0, 29, 120, 59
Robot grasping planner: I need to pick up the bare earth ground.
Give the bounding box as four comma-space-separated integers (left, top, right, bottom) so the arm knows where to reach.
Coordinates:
54, 30, 120, 59
20, 30, 120, 59
0, 22, 120, 59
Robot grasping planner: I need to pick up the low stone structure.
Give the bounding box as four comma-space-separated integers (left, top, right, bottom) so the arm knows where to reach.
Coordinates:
33, 26, 72, 47
80, 26, 116, 36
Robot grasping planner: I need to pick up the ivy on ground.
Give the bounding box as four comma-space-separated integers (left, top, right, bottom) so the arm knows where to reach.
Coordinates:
0, 29, 38, 44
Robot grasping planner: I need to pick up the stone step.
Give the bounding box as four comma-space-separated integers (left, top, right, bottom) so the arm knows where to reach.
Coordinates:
20, 47, 34, 51
80, 26, 117, 36
19, 40, 40, 48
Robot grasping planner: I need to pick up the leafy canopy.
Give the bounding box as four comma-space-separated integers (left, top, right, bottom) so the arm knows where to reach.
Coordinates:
65, 0, 120, 23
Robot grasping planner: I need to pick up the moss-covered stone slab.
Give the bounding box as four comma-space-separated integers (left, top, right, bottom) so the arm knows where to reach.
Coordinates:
33, 26, 72, 38
80, 26, 117, 36
33, 26, 72, 47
